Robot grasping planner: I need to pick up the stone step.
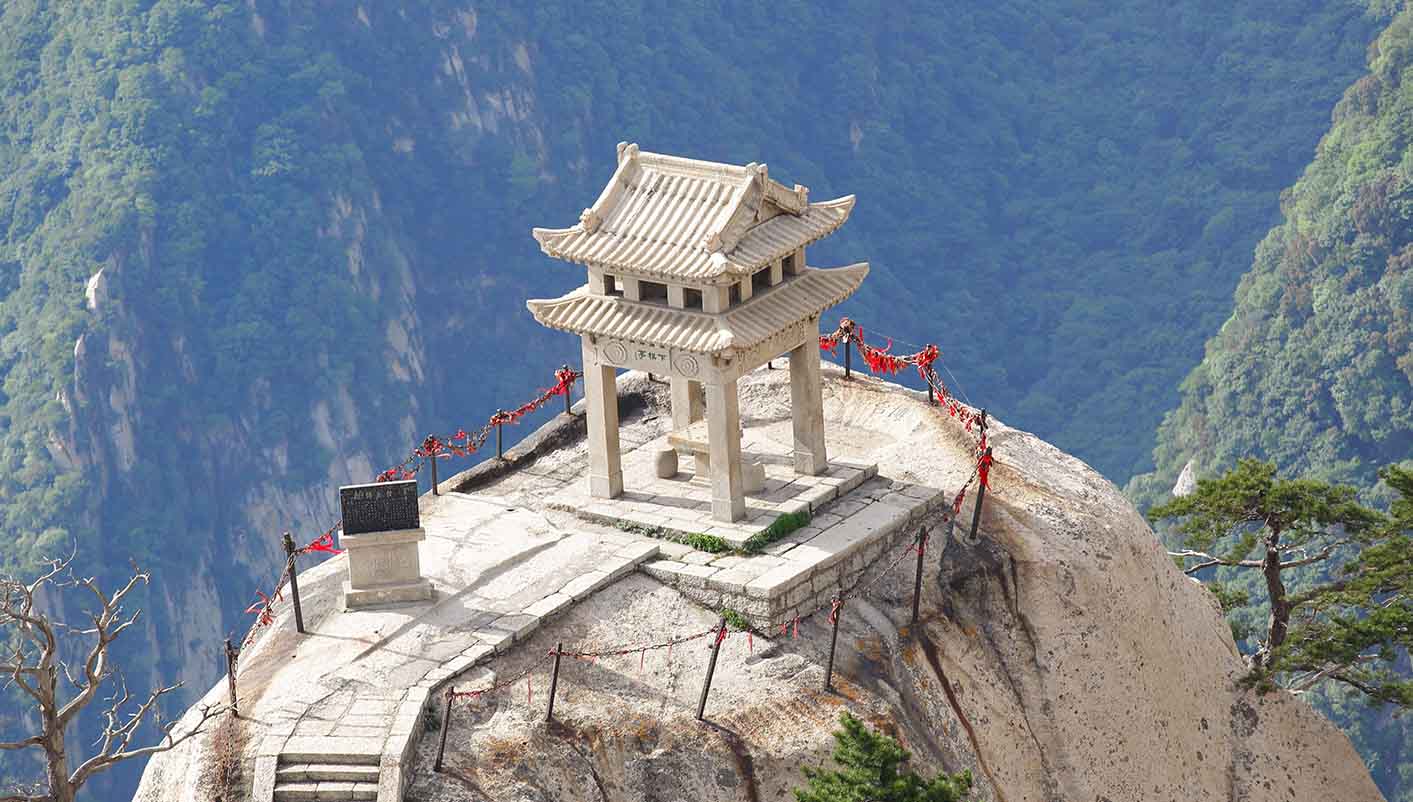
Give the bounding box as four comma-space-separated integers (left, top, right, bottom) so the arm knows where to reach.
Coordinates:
272, 779, 377, 801
278, 736, 383, 765
278, 751, 380, 766
276, 762, 380, 783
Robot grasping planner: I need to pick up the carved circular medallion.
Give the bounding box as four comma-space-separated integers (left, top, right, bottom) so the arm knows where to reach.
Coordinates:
673, 353, 701, 377
602, 340, 629, 365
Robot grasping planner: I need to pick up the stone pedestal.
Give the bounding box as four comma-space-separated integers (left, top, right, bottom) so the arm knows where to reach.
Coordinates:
341, 528, 434, 609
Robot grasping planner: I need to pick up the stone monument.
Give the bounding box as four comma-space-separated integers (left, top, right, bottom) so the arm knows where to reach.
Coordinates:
528, 143, 868, 522
339, 479, 433, 608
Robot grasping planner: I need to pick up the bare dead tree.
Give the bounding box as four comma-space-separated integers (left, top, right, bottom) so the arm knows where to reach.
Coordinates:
0, 555, 224, 802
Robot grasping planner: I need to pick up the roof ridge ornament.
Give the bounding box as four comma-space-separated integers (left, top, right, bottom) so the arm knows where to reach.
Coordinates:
616, 141, 640, 164
579, 207, 602, 233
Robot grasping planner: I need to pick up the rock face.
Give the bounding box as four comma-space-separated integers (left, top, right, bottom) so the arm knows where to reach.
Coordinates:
135, 369, 1384, 802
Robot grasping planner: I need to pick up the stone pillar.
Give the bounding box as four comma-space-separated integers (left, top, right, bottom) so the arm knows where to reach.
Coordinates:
670, 378, 705, 431
703, 285, 730, 314
789, 334, 828, 475
582, 337, 623, 498
705, 380, 745, 522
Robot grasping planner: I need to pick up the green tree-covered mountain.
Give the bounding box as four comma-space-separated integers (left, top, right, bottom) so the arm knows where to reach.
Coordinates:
0, 1, 1396, 799
1131, 9, 1413, 798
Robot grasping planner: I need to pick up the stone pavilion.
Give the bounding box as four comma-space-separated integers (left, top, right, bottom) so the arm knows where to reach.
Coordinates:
528, 143, 868, 522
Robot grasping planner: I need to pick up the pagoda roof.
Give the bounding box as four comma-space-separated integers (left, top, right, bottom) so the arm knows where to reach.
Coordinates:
532, 143, 855, 283
526, 263, 868, 356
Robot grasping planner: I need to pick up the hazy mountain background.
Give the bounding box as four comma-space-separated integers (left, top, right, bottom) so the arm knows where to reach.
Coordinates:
0, 1, 1407, 799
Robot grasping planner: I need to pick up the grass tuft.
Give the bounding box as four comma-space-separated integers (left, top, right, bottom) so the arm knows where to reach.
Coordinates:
740, 509, 810, 554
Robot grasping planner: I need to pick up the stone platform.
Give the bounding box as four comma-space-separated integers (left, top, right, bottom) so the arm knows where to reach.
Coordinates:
640, 471, 945, 628
231, 368, 957, 802
539, 403, 944, 629
546, 428, 879, 548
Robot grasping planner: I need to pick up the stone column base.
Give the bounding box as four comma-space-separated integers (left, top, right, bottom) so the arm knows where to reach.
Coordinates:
341, 528, 434, 609
343, 577, 434, 609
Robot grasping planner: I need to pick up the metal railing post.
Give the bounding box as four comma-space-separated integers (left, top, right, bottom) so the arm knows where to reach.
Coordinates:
282, 532, 305, 634
825, 600, 843, 691
496, 413, 505, 460
696, 618, 728, 721
546, 643, 563, 722
910, 528, 927, 627
434, 690, 454, 772
563, 369, 574, 416
969, 446, 992, 543
224, 639, 239, 715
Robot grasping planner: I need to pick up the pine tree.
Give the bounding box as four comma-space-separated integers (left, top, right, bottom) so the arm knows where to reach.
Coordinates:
795, 712, 973, 802
1149, 459, 1413, 704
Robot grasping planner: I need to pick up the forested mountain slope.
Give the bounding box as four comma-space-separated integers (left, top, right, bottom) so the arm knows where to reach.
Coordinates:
0, 2, 1390, 799
1133, 10, 1413, 496
1129, 9, 1413, 799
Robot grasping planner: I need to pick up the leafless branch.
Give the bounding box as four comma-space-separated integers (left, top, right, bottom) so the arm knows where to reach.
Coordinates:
1, 557, 210, 800
1167, 549, 1263, 575
0, 786, 53, 802
1277, 540, 1349, 570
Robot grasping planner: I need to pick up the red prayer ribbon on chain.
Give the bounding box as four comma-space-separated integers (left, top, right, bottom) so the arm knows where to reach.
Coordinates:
377, 368, 582, 484
300, 530, 341, 555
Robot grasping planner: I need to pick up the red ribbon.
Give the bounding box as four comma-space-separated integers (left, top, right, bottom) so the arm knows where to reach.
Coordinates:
243, 591, 269, 616
747, 632, 753, 654
376, 466, 415, 483
244, 590, 278, 628
302, 531, 341, 555
829, 598, 843, 625
978, 452, 994, 490
715, 625, 729, 646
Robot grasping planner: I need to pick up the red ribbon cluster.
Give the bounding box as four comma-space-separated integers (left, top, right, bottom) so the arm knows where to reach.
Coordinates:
820, 319, 980, 433
820, 318, 940, 383
819, 317, 995, 516
377, 367, 581, 483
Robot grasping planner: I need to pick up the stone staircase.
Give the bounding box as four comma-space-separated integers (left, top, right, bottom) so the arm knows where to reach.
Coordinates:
271, 751, 380, 802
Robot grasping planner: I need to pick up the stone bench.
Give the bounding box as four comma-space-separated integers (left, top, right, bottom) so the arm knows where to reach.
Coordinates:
664, 421, 764, 492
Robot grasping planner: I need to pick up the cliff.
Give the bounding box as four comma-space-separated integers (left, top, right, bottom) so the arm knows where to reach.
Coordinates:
135, 367, 1383, 802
